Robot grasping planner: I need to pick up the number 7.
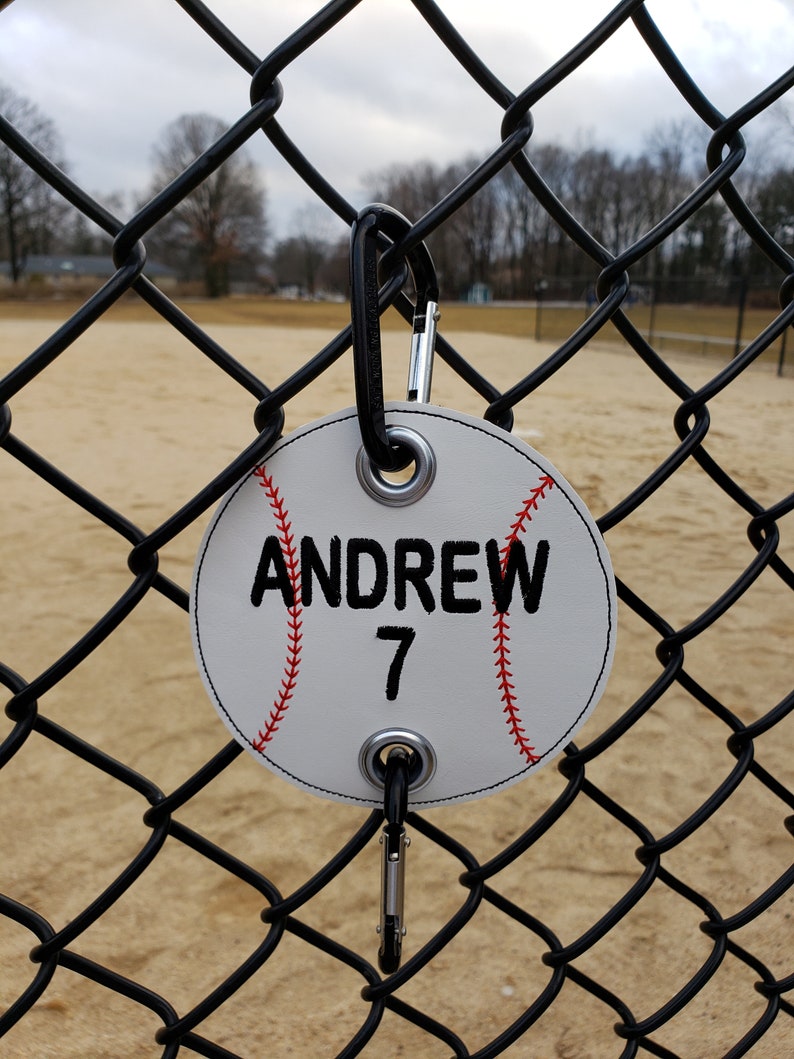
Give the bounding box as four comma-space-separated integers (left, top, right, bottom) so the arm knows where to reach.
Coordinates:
376, 626, 416, 701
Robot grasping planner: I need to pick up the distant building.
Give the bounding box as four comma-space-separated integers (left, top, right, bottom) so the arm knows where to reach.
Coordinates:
465, 282, 492, 304
0, 254, 177, 291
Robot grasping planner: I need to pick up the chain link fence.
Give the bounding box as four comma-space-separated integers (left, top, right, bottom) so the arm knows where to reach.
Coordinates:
2, 2, 793, 1055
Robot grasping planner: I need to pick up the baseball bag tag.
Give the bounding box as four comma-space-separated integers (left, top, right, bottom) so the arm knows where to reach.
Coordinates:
190, 400, 617, 809
190, 202, 617, 974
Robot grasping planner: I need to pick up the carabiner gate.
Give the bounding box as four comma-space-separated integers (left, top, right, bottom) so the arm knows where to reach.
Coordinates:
407, 297, 439, 405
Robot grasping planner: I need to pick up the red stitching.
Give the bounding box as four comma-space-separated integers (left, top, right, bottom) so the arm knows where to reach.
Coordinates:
251, 466, 302, 750
492, 474, 555, 764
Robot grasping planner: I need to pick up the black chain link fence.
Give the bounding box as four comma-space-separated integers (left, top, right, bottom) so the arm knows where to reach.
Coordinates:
2, 1, 793, 1055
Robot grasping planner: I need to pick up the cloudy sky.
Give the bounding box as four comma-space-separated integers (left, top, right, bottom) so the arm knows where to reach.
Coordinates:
1, 0, 792, 240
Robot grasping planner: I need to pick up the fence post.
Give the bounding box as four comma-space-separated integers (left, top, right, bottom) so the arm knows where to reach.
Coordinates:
534, 278, 548, 341
733, 275, 748, 358
778, 327, 788, 376
647, 276, 658, 345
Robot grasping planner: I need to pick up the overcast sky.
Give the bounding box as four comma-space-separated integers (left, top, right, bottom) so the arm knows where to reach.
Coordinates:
1, 0, 792, 240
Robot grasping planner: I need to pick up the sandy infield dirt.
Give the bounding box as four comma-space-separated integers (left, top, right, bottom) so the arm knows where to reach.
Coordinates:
1, 315, 792, 1057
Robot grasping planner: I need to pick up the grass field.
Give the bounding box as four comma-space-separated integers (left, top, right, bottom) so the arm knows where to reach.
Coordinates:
0, 295, 788, 366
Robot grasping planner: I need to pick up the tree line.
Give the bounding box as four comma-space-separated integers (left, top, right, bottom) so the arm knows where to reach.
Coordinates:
360, 130, 793, 305
1, 81, 792, 302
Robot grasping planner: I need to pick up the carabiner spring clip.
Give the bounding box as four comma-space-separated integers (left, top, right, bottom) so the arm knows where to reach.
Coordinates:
407, 297, 440, 405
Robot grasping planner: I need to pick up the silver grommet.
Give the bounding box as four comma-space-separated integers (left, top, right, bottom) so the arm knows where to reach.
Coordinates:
356, 425, 436, 507
359, 729, 437, 793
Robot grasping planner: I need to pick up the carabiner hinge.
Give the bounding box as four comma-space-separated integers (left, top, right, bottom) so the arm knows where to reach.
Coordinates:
407, 300, 439, 404
377, 823, 410, 973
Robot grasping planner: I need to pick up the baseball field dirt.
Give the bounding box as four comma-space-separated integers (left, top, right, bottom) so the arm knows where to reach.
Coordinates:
1, 311, 792, 1056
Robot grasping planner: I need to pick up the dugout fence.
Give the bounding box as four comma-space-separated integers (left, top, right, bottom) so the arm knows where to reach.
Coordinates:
1, 2, 793, 1056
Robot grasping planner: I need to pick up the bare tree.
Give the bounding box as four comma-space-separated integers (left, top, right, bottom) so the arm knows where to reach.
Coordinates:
272, 204, 348, 297
366, 159, 462, 291
498, 145, 574, 296
60, 191, 128, 256
0, 82, 67, 281
444, 156, 501, 292
145, 113, 267, 297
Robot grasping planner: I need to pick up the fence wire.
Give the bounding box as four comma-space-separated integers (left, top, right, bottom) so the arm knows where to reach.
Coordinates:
1, 1, 793, 1056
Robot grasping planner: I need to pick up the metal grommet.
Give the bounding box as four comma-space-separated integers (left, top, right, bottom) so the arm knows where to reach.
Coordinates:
356, 425, 436, 507
359, 729, 437, 793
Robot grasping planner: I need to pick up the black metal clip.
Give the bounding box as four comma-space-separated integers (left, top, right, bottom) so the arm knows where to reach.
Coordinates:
349, 203, 439, 474
377, 746, 411, 974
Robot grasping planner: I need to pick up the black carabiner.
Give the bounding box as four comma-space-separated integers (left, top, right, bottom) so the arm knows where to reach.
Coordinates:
349, 203, 439, 473
378, 747, 410, 975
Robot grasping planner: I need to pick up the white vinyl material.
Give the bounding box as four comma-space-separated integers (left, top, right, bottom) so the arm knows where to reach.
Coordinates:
191, 404, 616, 808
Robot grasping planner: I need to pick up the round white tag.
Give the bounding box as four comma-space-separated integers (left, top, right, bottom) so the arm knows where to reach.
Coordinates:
191, 404, 616, 808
